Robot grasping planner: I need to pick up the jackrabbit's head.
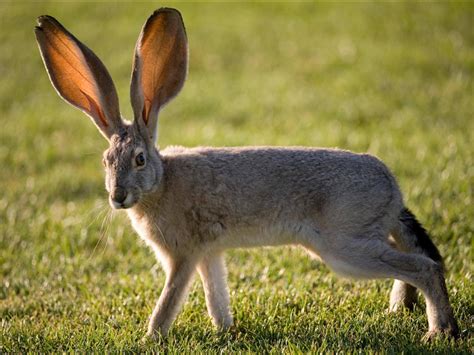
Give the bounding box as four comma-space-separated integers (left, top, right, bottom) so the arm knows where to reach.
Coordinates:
35, 8, 188, 208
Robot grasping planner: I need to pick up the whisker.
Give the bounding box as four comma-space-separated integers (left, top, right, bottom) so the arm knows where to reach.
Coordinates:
135, 198, 168, 248
100, 209, 115, 256
88, 204, 110, 260
86, 201, 107, 230
153, 218, 168, 248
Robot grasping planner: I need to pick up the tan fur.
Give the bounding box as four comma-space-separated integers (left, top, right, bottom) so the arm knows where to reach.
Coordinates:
35, 8, 458, 341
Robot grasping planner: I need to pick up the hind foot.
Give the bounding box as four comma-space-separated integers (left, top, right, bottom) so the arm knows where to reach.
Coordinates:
422, 320, 460, 342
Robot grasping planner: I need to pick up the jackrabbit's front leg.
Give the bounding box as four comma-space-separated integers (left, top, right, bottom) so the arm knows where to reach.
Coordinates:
147, 259, 196, 337
197, 253, 233, 329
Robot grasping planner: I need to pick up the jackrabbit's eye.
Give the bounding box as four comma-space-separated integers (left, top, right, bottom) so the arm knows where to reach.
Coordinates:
135, 152, 146, 167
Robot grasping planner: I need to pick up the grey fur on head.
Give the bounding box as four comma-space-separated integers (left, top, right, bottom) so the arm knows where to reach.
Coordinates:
35, 7, 458, 342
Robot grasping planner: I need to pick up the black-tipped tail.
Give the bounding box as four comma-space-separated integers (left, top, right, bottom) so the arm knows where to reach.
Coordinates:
399, 208, 443, 266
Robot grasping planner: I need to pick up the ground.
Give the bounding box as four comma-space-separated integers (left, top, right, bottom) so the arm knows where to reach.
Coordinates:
0, 2, 472, 353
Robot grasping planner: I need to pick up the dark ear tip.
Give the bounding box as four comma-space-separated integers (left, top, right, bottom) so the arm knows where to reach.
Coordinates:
150, 7, 182, 20
141, 8, 185, 37
155, 7, 181, 14
36, 15, 60, 28
37, 15, 50, 26
35, 16, 48, 34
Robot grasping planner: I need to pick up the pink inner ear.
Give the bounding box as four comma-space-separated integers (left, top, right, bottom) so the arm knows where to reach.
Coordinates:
80, 89, 108, 127
142, 98, 152, 125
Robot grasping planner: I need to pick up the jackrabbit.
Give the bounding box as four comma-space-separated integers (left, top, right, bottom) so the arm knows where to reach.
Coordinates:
35, 8, 458, 340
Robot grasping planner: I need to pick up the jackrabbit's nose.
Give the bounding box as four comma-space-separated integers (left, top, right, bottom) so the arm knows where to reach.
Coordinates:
112, 187, 127, 204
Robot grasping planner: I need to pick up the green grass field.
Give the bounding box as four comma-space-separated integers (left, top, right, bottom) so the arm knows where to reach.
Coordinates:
1, 1, 473, 352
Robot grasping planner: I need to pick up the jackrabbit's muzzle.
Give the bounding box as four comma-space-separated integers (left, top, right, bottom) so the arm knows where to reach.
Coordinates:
110, 186, 134, 209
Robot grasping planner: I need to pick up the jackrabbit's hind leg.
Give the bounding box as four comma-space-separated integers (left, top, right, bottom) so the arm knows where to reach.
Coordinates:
305, 234, 458, 340
197, 253, 233, 329
388, 236, 418, 312
389, 280, 418, 312
389, 208, 444, 313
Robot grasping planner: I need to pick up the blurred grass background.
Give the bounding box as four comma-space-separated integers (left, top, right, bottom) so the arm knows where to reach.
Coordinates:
0, 1, 472, 352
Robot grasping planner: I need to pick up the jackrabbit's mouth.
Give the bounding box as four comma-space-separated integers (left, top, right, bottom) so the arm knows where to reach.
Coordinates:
109, 192, 138, 210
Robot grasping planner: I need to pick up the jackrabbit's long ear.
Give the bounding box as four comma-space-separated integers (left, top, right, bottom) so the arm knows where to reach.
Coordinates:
35, 16, 123, 140
131, 8, 188, 143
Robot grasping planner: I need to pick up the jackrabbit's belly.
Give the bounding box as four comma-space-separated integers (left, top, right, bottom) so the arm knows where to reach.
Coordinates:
207, 221, 322, 251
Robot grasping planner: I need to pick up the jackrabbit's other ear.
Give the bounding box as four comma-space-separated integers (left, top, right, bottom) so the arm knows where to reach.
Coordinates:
35, 16, 123, 140
131, 8, 188, 143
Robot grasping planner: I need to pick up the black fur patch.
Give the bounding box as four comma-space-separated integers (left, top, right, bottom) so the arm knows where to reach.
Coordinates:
399, 208, 443, 266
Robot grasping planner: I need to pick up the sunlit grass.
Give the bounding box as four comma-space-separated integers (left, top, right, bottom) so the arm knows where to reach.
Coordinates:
0, 2, 472, 352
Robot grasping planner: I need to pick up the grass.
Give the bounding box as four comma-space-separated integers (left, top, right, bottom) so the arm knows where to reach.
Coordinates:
1, 1, 473, 352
